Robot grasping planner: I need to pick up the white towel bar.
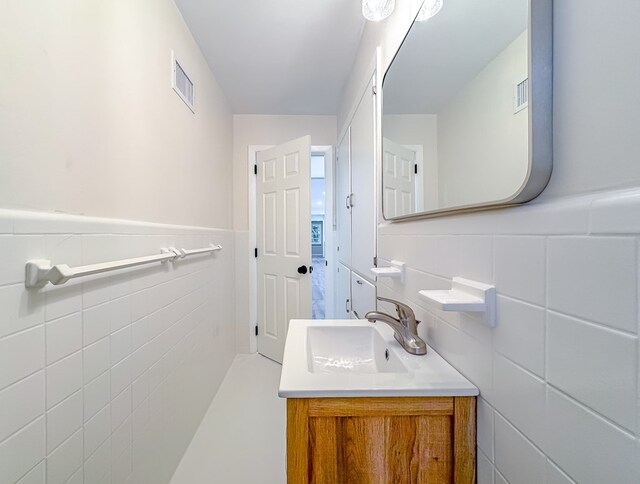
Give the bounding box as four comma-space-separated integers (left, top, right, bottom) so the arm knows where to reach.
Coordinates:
25, 244, 222, 288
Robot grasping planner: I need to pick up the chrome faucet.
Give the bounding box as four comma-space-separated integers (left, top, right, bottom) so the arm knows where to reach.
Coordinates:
365, 297, 427, 355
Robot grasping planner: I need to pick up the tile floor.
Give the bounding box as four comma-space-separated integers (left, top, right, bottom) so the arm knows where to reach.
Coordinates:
170, 353, 286, 484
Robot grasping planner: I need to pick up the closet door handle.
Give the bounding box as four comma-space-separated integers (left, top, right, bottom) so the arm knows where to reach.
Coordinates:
345, 195, 351, 209
346, 298, 350, 313
356, 279, 363, 285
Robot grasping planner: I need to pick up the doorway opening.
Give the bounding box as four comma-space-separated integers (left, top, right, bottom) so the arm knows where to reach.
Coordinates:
311, 153, 326, 319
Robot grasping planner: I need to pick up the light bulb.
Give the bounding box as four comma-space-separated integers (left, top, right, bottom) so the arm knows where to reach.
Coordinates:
416, 0, 443, 22
362, 0, 395, 22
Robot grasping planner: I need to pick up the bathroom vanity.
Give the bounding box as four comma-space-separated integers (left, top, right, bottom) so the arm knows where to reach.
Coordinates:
279, 320, 479, 483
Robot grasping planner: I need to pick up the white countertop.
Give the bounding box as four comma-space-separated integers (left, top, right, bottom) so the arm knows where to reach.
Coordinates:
278, 319, 479, 398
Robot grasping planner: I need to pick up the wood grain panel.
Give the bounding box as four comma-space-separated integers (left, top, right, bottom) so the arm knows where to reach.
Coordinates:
385, 416, 419, 483
287, 399, 309, 484
309, 417, 340, 484
308, 397, 453, 417
418, 415, 453, 483
342, 417, 386, 484
453, 397, 476, 484
287, 397, 475, 484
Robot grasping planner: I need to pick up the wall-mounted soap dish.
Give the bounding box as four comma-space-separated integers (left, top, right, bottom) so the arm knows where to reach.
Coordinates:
418, 277, 496, 327
370, 260, 405, 283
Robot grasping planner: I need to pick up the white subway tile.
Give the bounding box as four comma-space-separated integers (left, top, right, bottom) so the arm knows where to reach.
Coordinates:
65, 467, 83, 484
46, 313, 82, 365
494, 296, 545, 377
109, 297, 133, 334
493, 355, 546, 448
44, 280, 82, 323
494, 236, 546, 306
131, 398, 150, 441
494, 469, 508, 484
111, 356, 132, 398
83, 302, 114, 347
547, 311, 638, 432
477, 398, 495, 461
0, 284, 44, 338
131, 284, 167, 322
132, 371, 149, 409
83, 272, 132, 310
83, 297, 131, 346
590, 189, 640, 234
546, 460, 577, 484
545, 388, 639, 483
46, 351, 82, 409
0, 417, 45, 484
0, 371, 44, 443
458, 236, 494, 284
44, 235, 83, 321
15, 461, 45, 484
111, 386, 132, 432
0, 212, 13, 234
83, 437, 111, 483
0, 235, 46, 285
0, 326, 44, 390
84, 405, 111, 459
46, 390, 83, 453
131, 315, 150, 351
477, 449, 495, 484
111, 416, 132, 464
495, 413, 546, 484
83, 337, 110, 384
131, 343, 154, 381
46, 429, 82, 484
111, 325, 132, 365
112, 443, 133, 484
547, 237, 637, 332
84, 371, 110, 422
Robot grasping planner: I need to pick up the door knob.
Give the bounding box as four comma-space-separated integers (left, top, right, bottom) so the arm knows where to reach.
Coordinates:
297, 265, 308, 274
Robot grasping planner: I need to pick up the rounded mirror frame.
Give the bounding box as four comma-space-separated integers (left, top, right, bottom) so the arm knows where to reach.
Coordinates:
379, 0, 553, 221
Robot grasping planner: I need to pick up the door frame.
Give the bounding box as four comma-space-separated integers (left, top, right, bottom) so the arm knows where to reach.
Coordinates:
248, 144, 334, 353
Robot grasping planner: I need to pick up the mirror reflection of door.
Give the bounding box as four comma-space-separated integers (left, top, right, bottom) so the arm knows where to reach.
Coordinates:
383, 138, 417, 218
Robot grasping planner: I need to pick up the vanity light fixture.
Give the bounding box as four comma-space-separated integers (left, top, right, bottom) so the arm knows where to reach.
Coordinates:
416, 0, 443, 21
362, 0, 395, 21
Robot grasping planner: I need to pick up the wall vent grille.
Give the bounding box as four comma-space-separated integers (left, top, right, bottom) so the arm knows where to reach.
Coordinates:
172, 51, 194, 112
514, 77, 529, 113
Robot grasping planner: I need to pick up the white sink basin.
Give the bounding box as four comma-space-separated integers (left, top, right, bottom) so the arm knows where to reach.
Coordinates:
306, 325, 408, 374
279, 319, 479, 398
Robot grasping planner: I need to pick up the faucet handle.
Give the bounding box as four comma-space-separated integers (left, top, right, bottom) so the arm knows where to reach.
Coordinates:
376, 296, 416, 322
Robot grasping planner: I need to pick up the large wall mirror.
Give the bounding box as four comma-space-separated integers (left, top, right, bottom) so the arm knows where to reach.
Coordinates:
381, 0, 552, 220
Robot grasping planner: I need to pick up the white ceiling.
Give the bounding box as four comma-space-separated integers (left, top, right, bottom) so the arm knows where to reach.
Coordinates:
384, 0, 528, 114
174, 0, 366, 115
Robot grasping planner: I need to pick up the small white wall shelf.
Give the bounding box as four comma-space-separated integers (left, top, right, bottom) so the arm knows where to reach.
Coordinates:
418, 277, 496, 327
370, 260, 405, 283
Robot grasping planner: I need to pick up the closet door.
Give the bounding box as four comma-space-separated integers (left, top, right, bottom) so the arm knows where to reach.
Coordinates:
350, 76, 376, 280
336, 128, 351, 267
335, 263, 351, 319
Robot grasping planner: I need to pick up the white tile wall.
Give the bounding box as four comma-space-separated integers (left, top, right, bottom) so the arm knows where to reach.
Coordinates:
378, 187, 640, 483
0, 210, 236, 484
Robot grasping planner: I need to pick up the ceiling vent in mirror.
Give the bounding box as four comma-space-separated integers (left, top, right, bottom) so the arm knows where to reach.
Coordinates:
172, 51, 194, 112
514, 77, 529, 113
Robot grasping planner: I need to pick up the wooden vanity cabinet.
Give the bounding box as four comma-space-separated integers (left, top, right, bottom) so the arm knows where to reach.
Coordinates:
287, 396, 476, 484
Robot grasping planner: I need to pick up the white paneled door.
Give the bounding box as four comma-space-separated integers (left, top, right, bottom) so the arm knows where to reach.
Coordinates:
257, 135, 312, 363
382, 137, 416, 218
